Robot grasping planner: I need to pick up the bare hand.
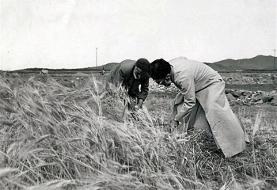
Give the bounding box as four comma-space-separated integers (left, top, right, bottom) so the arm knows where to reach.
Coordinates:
134, 105, 140, 111
170, 119, 179, 132
137, 99, 143, 108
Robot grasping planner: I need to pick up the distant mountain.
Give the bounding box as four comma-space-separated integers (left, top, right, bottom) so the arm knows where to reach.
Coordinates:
6, 55, 276, 73
10, 62, 120, 73
205, 55, 277, 71
100, 55, 277, 72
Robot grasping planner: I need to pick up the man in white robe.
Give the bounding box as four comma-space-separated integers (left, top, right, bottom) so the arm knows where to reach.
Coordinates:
149, 57, 249, 157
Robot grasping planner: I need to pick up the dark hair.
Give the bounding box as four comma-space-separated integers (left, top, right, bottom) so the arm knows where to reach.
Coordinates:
150, 59, 171, 80
135, 58, 150, 72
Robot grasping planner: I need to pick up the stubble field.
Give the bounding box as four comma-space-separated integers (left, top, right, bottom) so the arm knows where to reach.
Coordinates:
0, 72, 276, 189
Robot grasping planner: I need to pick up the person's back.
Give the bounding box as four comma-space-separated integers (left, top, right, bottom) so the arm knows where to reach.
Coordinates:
149, 57, 249, 157
107, 59, 136, 88
169, 57, 222, 92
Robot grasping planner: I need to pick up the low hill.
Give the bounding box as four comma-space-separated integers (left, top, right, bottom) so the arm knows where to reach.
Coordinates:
9, 62, 119, 73
205, 55, 277, 72
99, 55, 277, 72
5, 55, 277, 73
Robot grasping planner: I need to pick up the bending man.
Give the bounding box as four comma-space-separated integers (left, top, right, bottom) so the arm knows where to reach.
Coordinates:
107, 58, 150, 110
149, 57, 249, 157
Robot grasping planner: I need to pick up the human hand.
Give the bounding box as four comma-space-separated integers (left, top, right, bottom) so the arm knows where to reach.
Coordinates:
170, 119, 179, 131
135, 99, 143, 111
134, 105, 140, 111
173, 120, 179, 127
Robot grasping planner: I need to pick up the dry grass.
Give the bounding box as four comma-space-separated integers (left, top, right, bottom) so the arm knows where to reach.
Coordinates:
0, 74, 276, 189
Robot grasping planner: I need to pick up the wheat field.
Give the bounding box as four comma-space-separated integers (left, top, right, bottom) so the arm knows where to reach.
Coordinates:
0, 74, 276, 189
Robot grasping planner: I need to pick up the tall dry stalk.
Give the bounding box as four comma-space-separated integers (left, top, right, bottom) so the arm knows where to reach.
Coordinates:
252, 110, 263, 178
0, 75, 276, 189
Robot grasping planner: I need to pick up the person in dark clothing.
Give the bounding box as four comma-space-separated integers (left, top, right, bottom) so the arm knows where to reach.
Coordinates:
106, 58, 150, 110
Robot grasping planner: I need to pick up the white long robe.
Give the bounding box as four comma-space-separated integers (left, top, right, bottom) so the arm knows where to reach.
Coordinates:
170, 57, 249, 157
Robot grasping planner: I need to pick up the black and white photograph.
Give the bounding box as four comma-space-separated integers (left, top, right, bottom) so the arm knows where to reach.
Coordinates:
0, 0, 276, 189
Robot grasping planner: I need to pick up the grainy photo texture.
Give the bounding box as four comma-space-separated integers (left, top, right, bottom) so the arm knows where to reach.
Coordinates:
0, 0, 276, 189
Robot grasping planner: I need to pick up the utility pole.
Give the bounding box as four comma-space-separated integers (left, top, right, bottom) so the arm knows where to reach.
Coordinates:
273, 49, 276, 70
96, 48, 98, 67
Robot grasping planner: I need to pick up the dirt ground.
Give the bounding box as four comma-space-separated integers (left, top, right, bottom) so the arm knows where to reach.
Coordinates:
145, 92, 277, 131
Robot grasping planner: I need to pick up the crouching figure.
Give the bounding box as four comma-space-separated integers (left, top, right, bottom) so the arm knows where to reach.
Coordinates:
106, 58, 150, 115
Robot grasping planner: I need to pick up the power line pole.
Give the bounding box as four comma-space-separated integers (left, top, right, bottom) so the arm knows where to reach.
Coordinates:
96, 48, 98, 67
273, 49, 276, 70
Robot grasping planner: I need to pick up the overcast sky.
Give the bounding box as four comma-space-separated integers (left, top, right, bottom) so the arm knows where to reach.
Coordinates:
0, 0, 276, 70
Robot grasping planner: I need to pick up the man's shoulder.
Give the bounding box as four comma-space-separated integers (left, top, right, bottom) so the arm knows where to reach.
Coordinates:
119, 59, 136, 69
109, 59, 135, 73
119, 59, 136, 73
170, 57, 205, 68
169, 56, 188, 62
169, 57, 204, 64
